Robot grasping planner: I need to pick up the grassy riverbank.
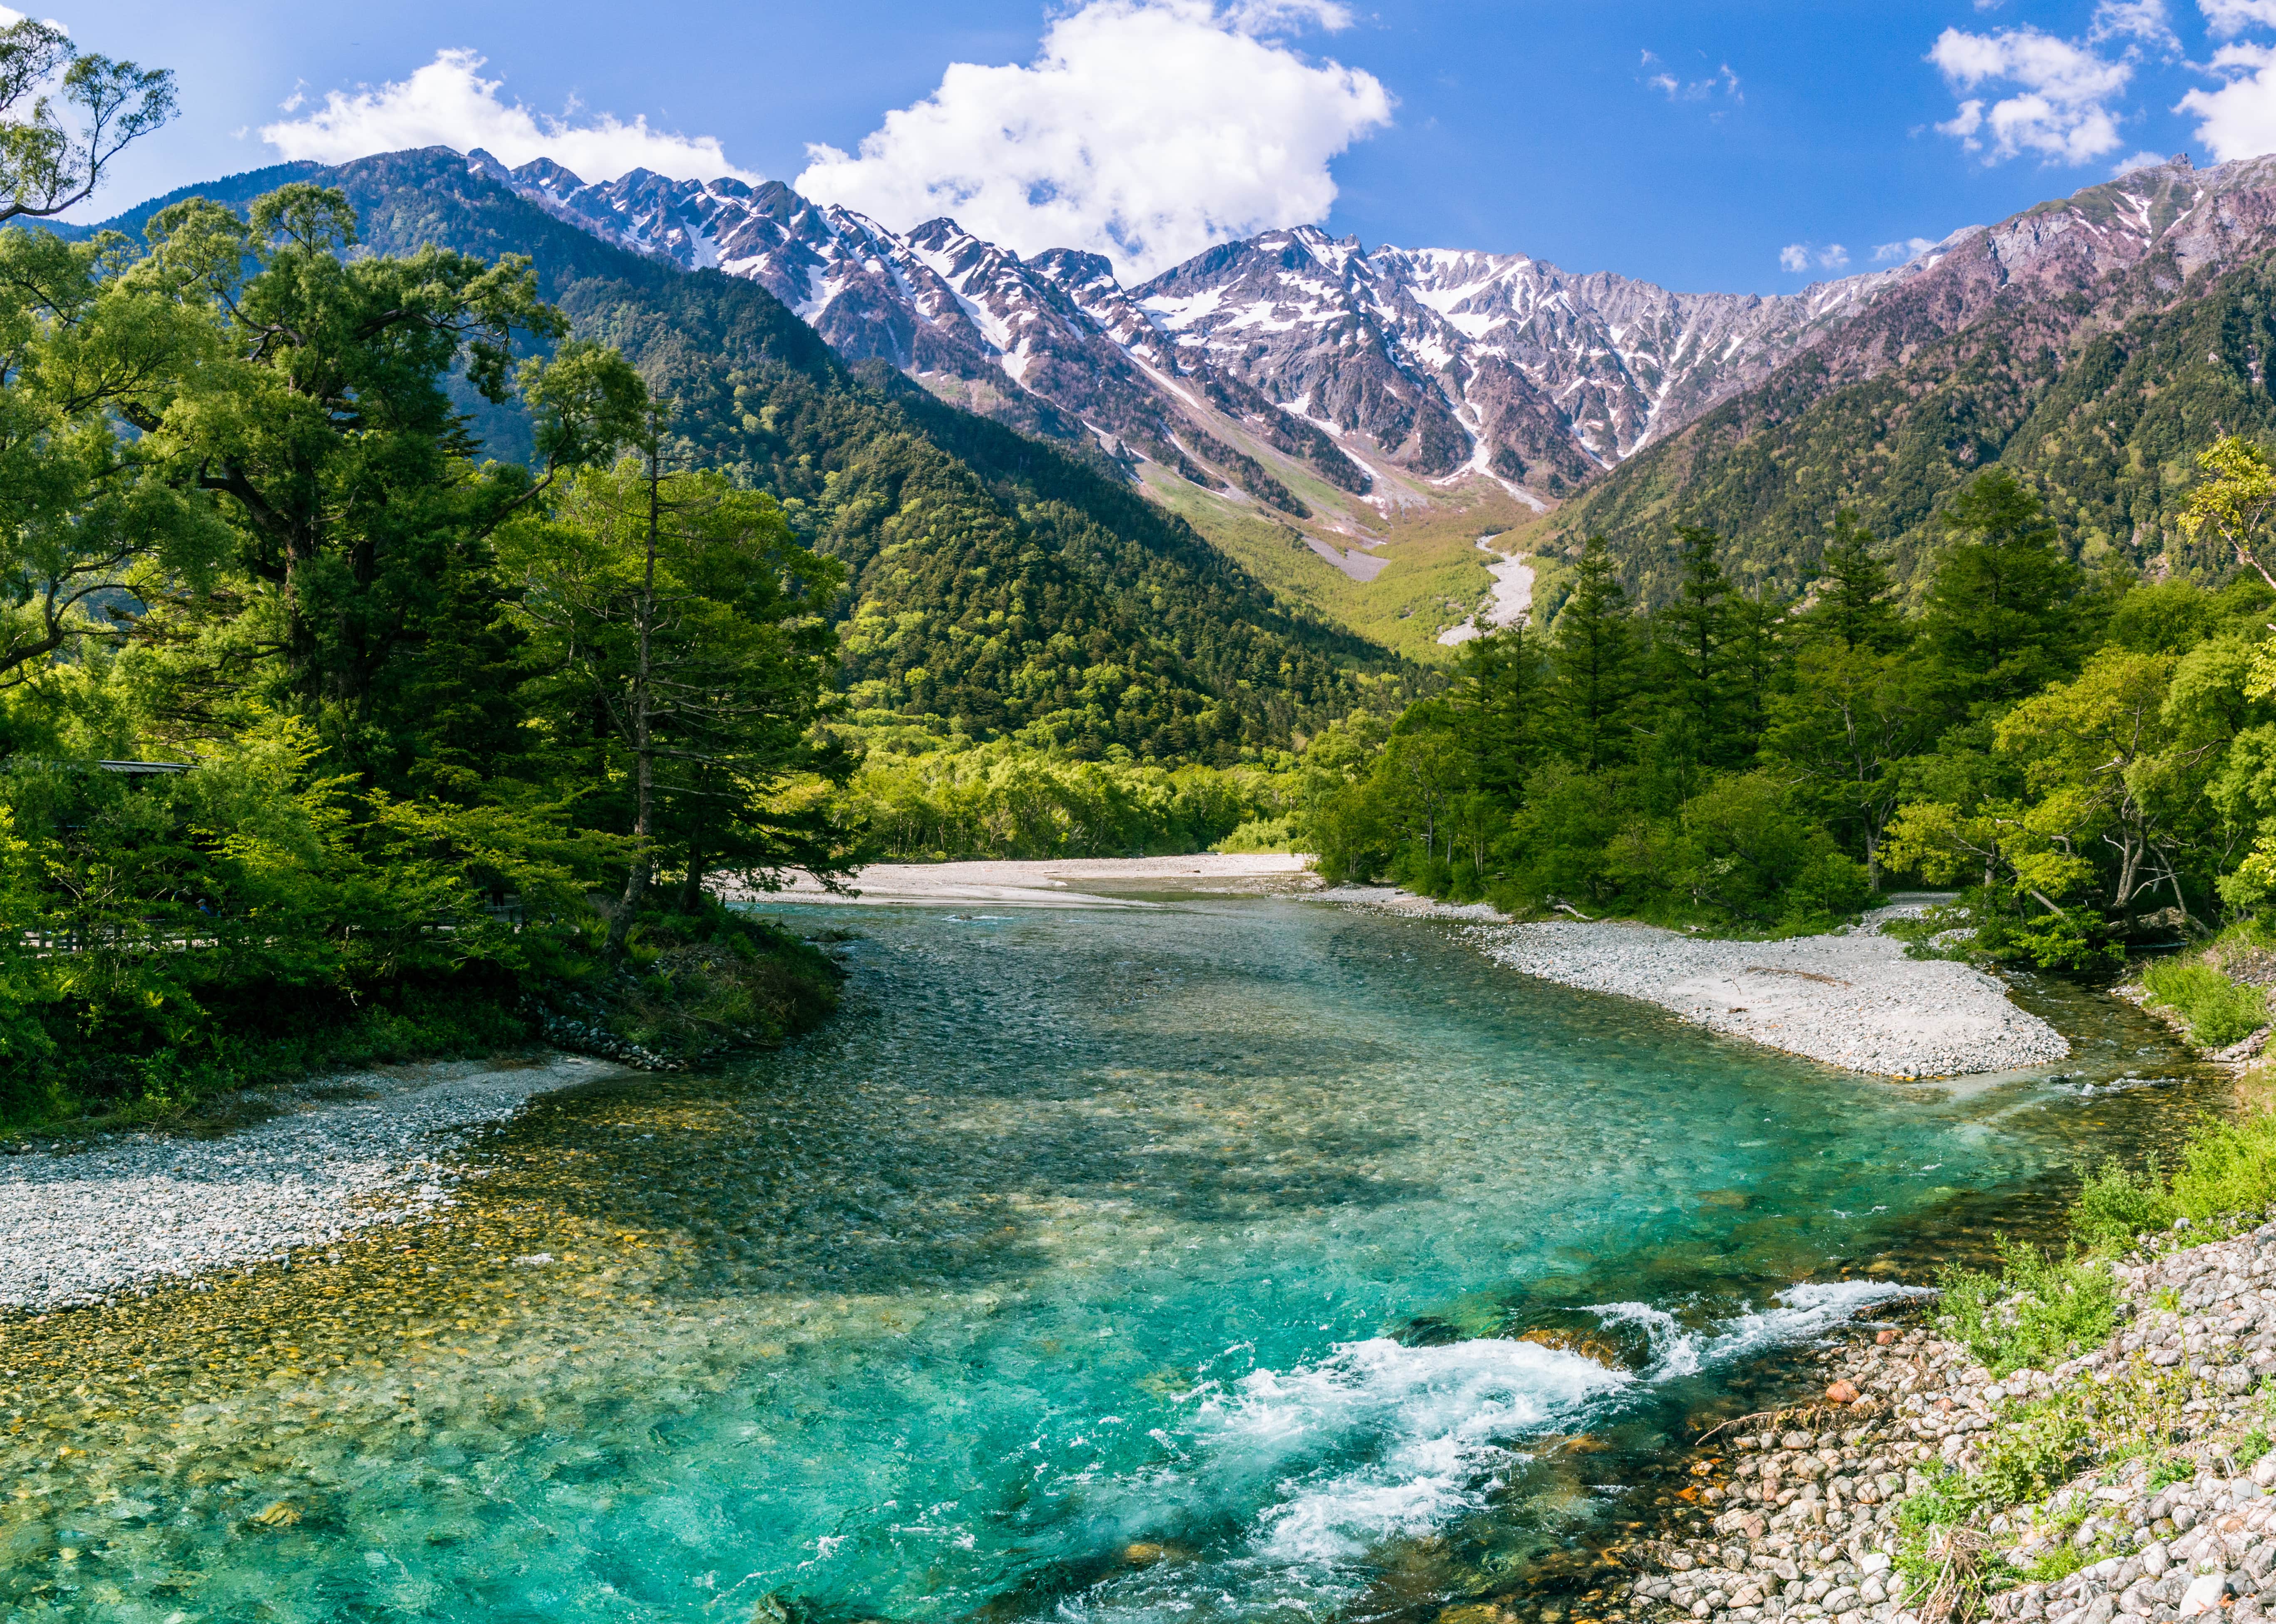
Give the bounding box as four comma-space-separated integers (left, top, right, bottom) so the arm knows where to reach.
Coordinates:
0, 902, 842, 1139
1625, 1099, 2276, 1624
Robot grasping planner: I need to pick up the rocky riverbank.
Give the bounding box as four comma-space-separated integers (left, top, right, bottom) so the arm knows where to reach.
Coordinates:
1620, 1217, 2276, 1624
0, 1054, 628, 1313
1314, 890, 2070, 1078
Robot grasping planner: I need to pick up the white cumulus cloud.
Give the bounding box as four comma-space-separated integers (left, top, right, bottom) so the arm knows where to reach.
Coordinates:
2177, 41, 2276, 159
1874, 236, 1939, 261
1927, 22, 2133, 163
260, 49, 757, 184
794, 0, 1392, 281
2202, 0, 2276, 37
1779, 242, 1849, 273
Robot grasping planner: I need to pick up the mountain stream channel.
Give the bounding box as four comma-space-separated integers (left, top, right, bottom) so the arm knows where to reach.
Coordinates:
0, 892, 2233, 1624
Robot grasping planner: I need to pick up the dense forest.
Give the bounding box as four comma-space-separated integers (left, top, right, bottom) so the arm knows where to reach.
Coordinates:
0, 29, 897, 1126
1316, 458, 2276, 972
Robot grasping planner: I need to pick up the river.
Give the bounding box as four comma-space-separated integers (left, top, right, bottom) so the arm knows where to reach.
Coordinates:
0, 896, 2222, 1623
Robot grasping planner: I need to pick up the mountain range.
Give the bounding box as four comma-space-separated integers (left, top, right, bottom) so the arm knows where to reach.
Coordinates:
456, 144, 2276, 627
464, 147, 1932, 505
70, 140, 2276, 715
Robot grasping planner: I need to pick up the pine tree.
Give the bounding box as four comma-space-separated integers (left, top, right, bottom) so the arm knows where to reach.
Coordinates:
1723, 586, 1790, 762
1548, 536, 1638, 772
1458, 622, 1547, 800
1808, 510, 1905, 654
1919, 469, 2081, 714
1652, 524, 1733, 775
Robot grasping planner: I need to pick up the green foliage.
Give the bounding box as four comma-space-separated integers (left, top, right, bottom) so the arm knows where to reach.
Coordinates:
2149, 1454, 2197, 1490
2065, 1112, 2276, 1255
849, 733, 1295, 859
605, 904, 840, 1056
0, 177, 855, 1126
1971, 1392, 2095, 1506
0, 18, 175, 225
2142, 956, 2271, 1048
2166, 1112, 2276, 1232
1936, 1238, 2118, 1376
2071, 1157, 2175, 1254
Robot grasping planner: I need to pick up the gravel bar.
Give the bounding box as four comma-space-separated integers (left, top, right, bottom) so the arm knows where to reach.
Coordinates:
0, 1054, 626, 1314
1471, 908, 2068, 1078
1315, 889, 2068, 1078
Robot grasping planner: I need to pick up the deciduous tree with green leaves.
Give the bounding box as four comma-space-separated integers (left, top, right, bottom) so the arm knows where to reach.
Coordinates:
505, 440, 850, 954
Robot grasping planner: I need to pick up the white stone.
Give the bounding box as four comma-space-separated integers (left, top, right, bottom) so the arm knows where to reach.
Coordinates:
2179, 1572, 2227, 1617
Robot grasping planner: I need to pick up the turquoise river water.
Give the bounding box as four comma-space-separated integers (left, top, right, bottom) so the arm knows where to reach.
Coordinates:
0, 896, 2226, 1624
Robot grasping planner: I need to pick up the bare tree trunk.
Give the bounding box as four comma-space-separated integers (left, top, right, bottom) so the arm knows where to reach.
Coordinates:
676, 765, 711, 914
606, 437, 662, 957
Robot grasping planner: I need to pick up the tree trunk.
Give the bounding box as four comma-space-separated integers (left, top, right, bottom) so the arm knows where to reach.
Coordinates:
606, 439, 662, 957
676, 767, 710, 914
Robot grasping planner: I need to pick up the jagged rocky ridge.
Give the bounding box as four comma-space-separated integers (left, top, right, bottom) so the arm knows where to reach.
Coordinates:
463, 149, 2276, 554
1550, 153, 2276, 599
462, 149, 1941, 508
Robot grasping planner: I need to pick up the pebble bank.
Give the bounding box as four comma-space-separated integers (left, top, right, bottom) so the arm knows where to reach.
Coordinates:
1315, 891, 2069, 1078
0, 1054, 624, 1313
1624, 1218, 2276, 1624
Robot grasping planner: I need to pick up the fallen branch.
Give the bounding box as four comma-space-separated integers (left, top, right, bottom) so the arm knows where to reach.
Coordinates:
1744, 966, 1853, 987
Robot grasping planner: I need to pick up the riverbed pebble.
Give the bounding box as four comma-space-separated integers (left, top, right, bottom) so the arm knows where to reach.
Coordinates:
0, 1054, 623, 1313
1626, 1215, 2276, 1624
1470, 906, 2069, 1079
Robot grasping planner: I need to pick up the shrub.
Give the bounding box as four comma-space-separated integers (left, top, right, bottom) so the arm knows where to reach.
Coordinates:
2166, 1112, 2276, 1231
2142, 957, 2270, 1049
2071, 1157, 2174, 1254
1937, 1238, 2118, 1376
1214, 814, 1301, 854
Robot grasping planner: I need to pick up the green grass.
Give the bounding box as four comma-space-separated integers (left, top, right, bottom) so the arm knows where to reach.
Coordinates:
2142, 956, 2269, 1048
2070, 1113, 2276, 1251
1936, 1238, 2119, 1376
1149, 467, 1543, 663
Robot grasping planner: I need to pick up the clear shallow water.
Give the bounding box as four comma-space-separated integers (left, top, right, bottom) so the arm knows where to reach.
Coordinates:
0, 901, 2222, 1624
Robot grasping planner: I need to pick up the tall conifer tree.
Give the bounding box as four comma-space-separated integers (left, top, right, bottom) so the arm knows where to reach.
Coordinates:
1548, 536, 1637, 772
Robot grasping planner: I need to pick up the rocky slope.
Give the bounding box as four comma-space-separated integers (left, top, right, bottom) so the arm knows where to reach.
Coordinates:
470, 149, 2276, 608
460, 148, 1940, 510
1628, 1216, 2276, 1624
1549, 154, 2276, 599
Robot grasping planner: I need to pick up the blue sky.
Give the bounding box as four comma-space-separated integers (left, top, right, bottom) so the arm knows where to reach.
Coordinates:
55, 0, 2276, 292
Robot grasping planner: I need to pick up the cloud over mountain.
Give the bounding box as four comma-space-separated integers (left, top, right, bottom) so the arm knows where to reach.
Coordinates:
261, 49, 757, 184
1928, 22, 2135, 163
792, 0, 1392, 281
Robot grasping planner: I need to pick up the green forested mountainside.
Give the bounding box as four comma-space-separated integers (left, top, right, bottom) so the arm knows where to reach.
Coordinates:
86, 147, 1407, 761
1547, 247, 2276, 608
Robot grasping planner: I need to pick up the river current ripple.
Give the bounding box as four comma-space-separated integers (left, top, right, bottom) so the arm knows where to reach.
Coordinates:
0, 899, 2220, 1623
